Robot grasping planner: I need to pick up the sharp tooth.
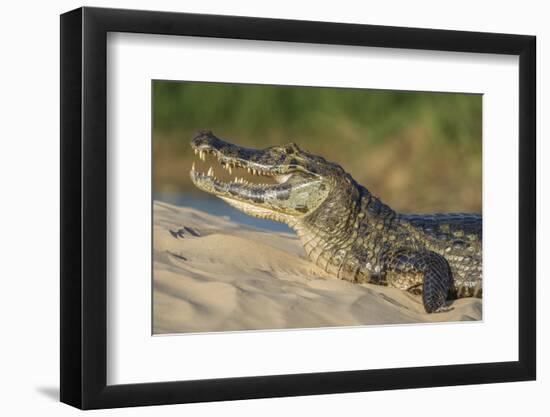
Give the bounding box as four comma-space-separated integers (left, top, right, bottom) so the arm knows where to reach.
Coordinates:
194, 149, 198, 155
208, 166, 213, 176
247, 167, 251, 173
191, 162, 195, 171
228, 166, 232, 174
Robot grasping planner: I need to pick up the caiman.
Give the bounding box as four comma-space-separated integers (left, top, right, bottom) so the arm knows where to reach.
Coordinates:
189, 131, 482, 313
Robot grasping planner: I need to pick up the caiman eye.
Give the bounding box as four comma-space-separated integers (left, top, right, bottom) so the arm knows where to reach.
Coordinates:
284, 143, 300, 154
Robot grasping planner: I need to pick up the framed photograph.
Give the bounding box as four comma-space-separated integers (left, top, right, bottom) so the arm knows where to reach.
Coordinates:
60, 6, 536, 409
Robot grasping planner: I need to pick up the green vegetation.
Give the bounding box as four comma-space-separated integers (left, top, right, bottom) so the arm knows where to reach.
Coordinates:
153, 81, 482, 213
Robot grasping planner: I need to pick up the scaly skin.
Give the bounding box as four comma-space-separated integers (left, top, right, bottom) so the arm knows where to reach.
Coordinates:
189, 131, 482, 313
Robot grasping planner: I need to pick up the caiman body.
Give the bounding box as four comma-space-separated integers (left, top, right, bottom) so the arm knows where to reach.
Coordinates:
190, 132, 482, 313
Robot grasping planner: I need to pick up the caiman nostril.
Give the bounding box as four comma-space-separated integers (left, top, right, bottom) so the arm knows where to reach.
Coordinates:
192, 130, 211, 141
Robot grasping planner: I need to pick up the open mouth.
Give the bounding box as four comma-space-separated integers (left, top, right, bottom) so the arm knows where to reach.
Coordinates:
189, 145, 294, 193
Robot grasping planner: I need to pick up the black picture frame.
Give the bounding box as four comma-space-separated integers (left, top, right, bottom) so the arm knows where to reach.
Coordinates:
60, 6, 536, 410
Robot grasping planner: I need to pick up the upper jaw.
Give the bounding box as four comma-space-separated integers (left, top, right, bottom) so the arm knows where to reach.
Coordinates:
191, 143, 281, 178
191, 131, 284, 177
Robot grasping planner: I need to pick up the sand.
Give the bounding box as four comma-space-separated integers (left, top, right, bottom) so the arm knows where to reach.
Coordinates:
153, 201, 482, 334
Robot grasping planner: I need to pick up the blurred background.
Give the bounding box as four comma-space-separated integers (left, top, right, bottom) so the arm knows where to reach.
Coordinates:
153, 81, 481, 232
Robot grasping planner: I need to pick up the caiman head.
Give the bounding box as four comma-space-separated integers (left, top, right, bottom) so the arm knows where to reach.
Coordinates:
190, 131, 360, 227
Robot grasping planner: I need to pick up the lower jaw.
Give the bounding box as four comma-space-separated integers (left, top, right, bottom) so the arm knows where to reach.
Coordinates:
218, 196, 296, 225
192, 176, 298, 225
